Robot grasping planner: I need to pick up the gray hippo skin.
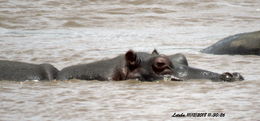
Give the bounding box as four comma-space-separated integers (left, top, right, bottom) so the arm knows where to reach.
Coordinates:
166, 52, 244, 82
57, 50, 174, 81
201, 30, 260, 55
0, 60, 59, 81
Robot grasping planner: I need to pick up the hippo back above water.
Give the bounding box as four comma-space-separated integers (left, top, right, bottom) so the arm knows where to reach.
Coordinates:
0, 60, 58, 81
201, 30, 260, 55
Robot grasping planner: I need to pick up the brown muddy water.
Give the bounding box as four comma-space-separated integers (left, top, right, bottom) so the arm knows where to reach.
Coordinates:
0, 0, 260, 121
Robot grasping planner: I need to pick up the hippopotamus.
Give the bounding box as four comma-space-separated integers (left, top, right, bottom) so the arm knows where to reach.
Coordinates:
201, 30, 260, 55
163, 51, 244, 82
0, 60, 59, 81
57, 50, 174, 81
58, 49, 244, 82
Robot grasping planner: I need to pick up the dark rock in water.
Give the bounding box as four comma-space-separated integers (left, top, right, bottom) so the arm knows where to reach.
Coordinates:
0, 60, 59, 81
201, 30, 260, 55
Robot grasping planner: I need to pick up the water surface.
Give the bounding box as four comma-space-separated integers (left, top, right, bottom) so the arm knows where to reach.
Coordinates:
0, 0, 260, 120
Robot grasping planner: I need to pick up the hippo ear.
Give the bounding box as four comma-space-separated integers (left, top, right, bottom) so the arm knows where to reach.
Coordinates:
125, 50, 139, 70
152, 49, 159, 55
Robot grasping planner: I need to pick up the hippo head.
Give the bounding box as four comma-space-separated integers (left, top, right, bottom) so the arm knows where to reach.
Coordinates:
114, 49, 175, 81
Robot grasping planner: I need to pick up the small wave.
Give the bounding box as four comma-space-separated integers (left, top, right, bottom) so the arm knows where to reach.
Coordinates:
63, 21, 84, 28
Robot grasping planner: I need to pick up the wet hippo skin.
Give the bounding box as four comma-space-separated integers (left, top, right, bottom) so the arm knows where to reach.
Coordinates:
0, 50, 244, 82
201, 30, 260, 55
166, 52, 244, 82
0, 60, 59, 81
57, 50, 174, 81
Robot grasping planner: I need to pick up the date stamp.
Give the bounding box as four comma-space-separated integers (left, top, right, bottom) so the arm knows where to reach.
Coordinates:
172, 112, 225, 118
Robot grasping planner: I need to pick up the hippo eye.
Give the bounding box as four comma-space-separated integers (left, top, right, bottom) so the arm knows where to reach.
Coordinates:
153, 63, 164, 72
224, 72, 233, 78
152, 56, 174, 75
153, 62, 172, 74
156, 62, 166, 68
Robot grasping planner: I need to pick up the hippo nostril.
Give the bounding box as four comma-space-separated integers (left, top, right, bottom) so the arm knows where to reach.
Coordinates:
220, 72, 235, 82
232, 72, 244, 81
224, 72, 233, 77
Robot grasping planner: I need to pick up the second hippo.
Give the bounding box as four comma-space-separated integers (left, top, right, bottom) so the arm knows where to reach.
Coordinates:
201, 30, 260, 55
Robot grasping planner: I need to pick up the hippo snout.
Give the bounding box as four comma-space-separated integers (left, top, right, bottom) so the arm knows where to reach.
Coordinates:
220, 72, 244, 82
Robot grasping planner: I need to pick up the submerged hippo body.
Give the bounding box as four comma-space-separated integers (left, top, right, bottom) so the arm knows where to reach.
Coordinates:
57, 50, 174, 81
167, 53, 244, 82
0, 60, 59, 81
201, 31, 260, 55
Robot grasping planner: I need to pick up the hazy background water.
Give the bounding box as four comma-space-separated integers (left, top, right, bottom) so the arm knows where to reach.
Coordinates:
0, 0, 260, 120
